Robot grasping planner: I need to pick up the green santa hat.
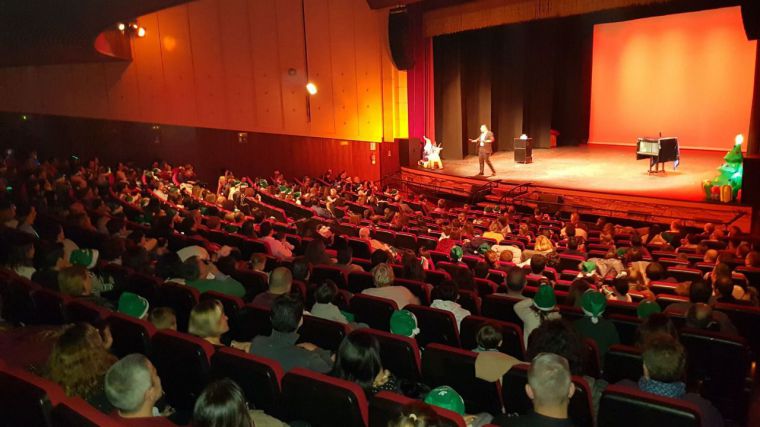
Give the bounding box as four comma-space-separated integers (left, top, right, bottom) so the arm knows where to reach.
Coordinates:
69, 248, 99, 269
533, 284, 557, 311
450, 246, 464, 262
424, 386, 465, 415
390, 310, 419, 337
581, 291, 606, 324
637, 300, 661, 319
117, 292, 149, 319
478, 242, 491, 255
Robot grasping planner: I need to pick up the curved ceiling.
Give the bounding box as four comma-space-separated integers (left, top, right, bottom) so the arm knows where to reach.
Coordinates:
0, 0, 193, 67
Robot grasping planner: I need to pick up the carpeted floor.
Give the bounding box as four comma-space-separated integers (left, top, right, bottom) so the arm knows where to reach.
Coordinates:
427, 144, 728, 202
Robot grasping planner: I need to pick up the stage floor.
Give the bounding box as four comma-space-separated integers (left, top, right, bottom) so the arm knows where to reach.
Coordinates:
424, 144, 726, 202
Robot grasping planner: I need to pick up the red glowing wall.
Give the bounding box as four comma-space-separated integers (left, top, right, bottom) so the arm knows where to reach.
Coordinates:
589, 6, 757, 150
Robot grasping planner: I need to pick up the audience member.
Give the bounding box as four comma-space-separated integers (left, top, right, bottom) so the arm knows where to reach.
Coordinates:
311, 280, 349, 324
515, 284, 561, 347
617, 336, 724, 427
574, 291, 619, 361
105, 354, 173, 425
635, 313, 678, 348
189, 299, 249, 351
331, 334, 400, 396
148, 307, 178, 331
389, 402, 445, 427
249, 294, 333, 373
259, 221, 294, 260
362, 263, 419, 308
473, 324, 521, 382
192, 379, 287, 427
429, 280, 470, 331
251, 266, 293, 309
664, 279, 737, 334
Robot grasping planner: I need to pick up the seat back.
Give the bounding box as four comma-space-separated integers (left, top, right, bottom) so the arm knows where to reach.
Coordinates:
297, 315, 349, 352
421, 344, 502, 415
51, 397, 123, 427
481, 294, 523, 325
395, 232, 418, 251
680, 329, 751, 421
231, 270, 269, 302
31, 288, 68, 325
149, 330, 214, 414
210, 347, 283, 415
583, 338, 602, 379
347, 271, 375, 294
230, 304, 272, 342
0, 276, 38, 324
347, 238, 373, 260
350, 328, 421, 382
154, 282, 200, 332
311, 265, 348, 290
604, 300, 639, 317
64, 299, 110, 325
459, 315, 525, 359
608, 314, 641, 346
369, 392, 465, 427
0, 364, 65, 427
406, 305, 460, 348
280, 368, 368, 427
597, 384, 701, 427
394, 279, 432, 305
107, 312, 155, 357
666, 267, 702, 283
456, 290, 481, 316
558, 254, 586, 272
714, 303, 760, 360
502, 364, 594, 427
350, 294, 397, 331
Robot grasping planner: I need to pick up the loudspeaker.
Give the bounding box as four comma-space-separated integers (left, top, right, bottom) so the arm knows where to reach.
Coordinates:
388, 7, 414, 70
514, 138, 533, 164
742, 0, 759, 40
742, 155, 760, 205
398, 137, 421, 167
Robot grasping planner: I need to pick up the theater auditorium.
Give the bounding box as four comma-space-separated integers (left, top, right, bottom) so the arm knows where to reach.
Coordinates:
0, 0, 758, 426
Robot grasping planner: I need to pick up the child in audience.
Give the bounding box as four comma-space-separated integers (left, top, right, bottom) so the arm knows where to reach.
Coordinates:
430, 280, 471, 331
473, 324, 521, 382
148, 307, 177, 331
311, 280, 349, 324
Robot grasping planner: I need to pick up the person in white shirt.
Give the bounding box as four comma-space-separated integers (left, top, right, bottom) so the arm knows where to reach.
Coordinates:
259, 221, 293, 260
430, 280, 471, 331
362, 263, 419, 309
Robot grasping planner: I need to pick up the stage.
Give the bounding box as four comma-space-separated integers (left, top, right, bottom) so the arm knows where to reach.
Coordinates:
420, 144, 728, 202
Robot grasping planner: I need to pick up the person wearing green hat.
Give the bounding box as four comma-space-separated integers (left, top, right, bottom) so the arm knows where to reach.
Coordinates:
449, 246, 464, 264
574, 290, 619, 362
390, 309, 419, 338
424, 386, 465, 416
637, 300, 662, 319
514, 284, 561, 347
117, 292, 150, 319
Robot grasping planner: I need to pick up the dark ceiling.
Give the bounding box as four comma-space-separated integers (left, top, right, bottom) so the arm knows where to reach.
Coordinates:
0, 0, 193, 67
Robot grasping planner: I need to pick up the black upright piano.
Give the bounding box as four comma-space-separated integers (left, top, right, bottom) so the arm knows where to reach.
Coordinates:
636, 137, 679, 173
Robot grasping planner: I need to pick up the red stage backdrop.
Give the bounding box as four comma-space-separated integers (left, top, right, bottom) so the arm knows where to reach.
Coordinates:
589, 6, 757, 151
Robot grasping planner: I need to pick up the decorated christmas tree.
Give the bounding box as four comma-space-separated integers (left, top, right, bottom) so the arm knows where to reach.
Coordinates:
703, 135, 744, 203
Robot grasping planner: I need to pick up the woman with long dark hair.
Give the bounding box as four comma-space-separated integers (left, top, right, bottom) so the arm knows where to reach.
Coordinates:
331, 334, 400, 396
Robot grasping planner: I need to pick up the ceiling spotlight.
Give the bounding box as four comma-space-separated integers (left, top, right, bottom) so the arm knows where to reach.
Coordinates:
117, 23, 126, 32
136, 27, 146, 38
306, 82, 318, 95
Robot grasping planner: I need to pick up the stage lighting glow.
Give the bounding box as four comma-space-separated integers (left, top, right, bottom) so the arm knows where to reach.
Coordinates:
735, 134, 744, 145
306, 82, 318, 95
137, 27, 146, 38
519, 134, 528, 140
117, 23, 126, 31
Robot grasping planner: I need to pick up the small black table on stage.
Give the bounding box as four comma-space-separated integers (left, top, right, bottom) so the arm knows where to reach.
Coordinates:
636, 137, 679, 173
514, 138, 533, 164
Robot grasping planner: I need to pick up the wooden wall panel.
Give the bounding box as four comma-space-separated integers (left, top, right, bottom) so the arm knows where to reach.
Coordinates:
250, 0, 285, 133
156, 5, 199, 125
304, 0, 337, 135
275, 0, 309, 136
329, 0, 361, 139
218, 0, 257, 131
187, 0, 227, 129
354, 0, 384, 141
132, 13, 168, 123
0, 0, 407, 145
102, 62, 143, 122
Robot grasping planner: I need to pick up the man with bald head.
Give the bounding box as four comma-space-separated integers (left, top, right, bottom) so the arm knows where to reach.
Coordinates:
251, 266, 293, 309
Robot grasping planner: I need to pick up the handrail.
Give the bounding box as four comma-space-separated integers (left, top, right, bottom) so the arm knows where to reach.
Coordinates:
498, 182, 533, 204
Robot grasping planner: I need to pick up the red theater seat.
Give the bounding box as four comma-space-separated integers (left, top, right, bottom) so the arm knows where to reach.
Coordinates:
502, 364, 593, 427
459, 315, 525, 360
598, 384, 701, 427
422, 343, 503, 415
31, 288, 68, 325
107, 312, 156, 357
231, 304, 272, 342
350, 328, 422, 382
297, 315, 349, 353
350, 294, 398, 331
370, 391, 465, 427
210, 347, 283, 415
51, 397, 124, 427
231, 269, 269, 302
347, 271, 375, 294
154, 282, 200, 333
481, 294, 523, 326
406, 305, 460, 348
149, 330, 214, 415
311, 265, 348, 290
602, 344, 642, 384
0, 276, 38, 325
0, 363, 66, 427
280, 368, 368, 427
394, 279, 432, 305
64, 298, 110, 325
